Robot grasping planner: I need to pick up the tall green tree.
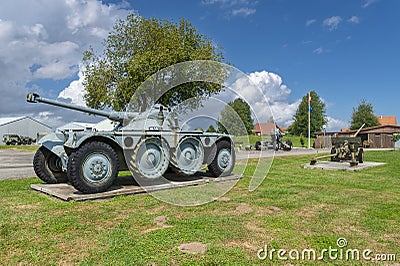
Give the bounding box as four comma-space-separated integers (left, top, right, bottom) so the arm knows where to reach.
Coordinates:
350, 100, 380, 130
218, 98, 254, 136
82, 15, 224, 111
288, 91, 327, 137
206, 124, 217, 132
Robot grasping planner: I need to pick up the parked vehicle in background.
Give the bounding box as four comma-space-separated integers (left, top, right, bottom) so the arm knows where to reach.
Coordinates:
2, 134, 35, 145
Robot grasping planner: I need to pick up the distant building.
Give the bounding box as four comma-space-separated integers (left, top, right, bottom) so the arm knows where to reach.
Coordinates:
315, 124, 400, 149
253, 122, 286, 136
0, 116, 51, 144
376, 116, 397, 126
253, 122, 276, 136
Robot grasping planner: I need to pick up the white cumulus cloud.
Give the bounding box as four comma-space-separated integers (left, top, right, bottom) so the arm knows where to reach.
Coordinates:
231, 7, 256, 17
348, 16, 360, 24
326, 117, 349, 131
58, 66, 86, 106
323, 16, 342, 31
362, 0, 379, 8
228, 71, 300, 127
0, 0, 130, 126
306, 19, 316, 26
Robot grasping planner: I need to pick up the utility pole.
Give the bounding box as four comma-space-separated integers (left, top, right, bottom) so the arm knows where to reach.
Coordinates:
308, 92, 311, 149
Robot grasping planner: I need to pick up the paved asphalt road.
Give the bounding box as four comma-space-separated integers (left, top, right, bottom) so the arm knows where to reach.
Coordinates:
235, 148, 326, 160
0, 147, 327, 180
0, 149, 35, 180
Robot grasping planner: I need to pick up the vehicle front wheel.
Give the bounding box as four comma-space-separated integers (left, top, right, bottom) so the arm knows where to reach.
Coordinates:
33, 147, 68, 184
68, 141, 118, 194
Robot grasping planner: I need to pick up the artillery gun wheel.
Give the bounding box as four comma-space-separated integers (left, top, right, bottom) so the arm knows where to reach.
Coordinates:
208, 139, 235, 177
33, 147, 68, 184
358, 148, 364, 163
68, 141, 118, 193
171, 137, 204, 176
131, 137, 170, 179
255, 141, 261, 151
330, 147, 336, 161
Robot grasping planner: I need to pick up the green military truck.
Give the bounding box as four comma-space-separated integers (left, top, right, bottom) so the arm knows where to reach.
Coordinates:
2, 134, 35, 145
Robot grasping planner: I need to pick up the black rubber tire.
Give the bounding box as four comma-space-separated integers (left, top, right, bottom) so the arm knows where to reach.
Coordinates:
68, 141, 118, 194
255, 141, 261, 151
358, 148, 364, 164
33, 147, 68, 184
330, 147, 336, 161
208, 140, 235, 177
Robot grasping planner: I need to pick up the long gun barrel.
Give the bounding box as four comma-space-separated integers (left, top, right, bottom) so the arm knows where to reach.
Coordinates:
353, 123, 366, 137
27, 93, 127, 122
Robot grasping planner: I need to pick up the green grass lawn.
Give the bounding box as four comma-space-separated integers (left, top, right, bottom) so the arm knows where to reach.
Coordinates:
0, 151, 399, 265
0, 145, 39, 152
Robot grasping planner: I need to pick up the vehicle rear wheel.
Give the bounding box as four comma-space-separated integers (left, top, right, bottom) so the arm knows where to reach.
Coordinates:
208, 139, 235, 177
131, 137, 170, 179
68, 141, 118, 193
171, 137, 204, 176
33, 147, 68, 184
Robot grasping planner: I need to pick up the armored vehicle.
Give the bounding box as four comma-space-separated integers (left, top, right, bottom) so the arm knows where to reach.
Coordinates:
310, 124, 365, 167
2, 134, 35, 145
27, 93, 235, 193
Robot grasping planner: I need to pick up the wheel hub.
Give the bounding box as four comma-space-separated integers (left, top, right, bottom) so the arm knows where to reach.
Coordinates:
217, 149, 231, 170
146, 152, 157, 165
135, 138, 169, 179
83, 154, 111, 182
175, 138, 204, 175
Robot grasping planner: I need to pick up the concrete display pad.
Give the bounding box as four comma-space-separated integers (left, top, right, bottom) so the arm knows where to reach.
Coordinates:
30, 173, 242, 201
304, 161, 386, 171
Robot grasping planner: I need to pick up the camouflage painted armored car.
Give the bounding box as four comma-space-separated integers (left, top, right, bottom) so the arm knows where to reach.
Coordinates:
27, 93, 235, 193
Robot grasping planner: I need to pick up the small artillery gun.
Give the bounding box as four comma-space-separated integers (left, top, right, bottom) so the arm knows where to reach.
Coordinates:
310, 124, 365, 167
254, 126, 292, 151
27, 93, 235, 194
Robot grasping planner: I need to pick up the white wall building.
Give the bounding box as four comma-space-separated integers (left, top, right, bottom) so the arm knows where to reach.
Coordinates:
0, 116, 51, 144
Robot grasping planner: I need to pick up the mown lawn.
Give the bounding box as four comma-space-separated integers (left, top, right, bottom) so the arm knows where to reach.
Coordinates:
0, 151, 399, 265
0, 145, 39, 152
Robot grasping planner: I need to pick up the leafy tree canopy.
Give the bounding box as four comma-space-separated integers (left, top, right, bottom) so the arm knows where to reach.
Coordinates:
350, 99, 380, 130
288, 90, 327, 137
206, 124, 217, 132
218, 98, 254, 136
83, 15, 224, 111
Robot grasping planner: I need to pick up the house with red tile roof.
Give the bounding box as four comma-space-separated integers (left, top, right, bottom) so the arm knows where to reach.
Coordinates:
376, 116, 397, 126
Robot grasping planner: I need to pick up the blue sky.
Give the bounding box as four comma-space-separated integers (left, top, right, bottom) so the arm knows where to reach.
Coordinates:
0, 0, 398, 129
